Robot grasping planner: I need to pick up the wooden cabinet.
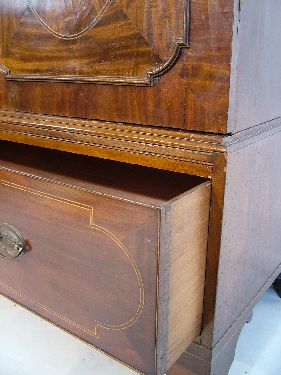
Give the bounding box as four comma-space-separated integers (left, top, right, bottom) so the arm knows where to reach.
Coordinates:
0, 1, 281, 374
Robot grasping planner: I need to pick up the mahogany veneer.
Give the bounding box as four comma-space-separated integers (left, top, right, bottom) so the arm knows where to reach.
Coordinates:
1, 0, 280, 134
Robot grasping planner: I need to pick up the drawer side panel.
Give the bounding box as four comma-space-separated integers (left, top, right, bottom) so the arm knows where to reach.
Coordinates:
158, 182, 211, 373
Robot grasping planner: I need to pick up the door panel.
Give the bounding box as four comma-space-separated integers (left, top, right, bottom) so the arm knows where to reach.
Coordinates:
0, 0, 187, 84
0, 0, 234, 132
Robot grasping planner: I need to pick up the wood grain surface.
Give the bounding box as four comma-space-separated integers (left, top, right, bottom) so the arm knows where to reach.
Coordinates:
0, 0, 235, 132
158, 185, 211, 372
0, 110, 225, 178
0, 0, 188, 85
0, 142, 211, 374
211, 129, 281, 345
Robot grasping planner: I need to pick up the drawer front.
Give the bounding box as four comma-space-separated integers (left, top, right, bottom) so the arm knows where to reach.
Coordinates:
0, 167, 159, 374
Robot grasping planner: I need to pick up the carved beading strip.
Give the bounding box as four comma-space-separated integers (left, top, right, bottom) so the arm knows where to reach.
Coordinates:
0, 110, 224, 177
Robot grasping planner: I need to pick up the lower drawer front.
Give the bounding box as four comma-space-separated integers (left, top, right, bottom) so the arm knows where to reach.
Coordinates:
0, 169, 158, 373
0, 156, 210, 375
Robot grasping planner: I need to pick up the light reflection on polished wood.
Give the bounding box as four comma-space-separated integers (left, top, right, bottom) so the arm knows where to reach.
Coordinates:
0, 0, 189, 85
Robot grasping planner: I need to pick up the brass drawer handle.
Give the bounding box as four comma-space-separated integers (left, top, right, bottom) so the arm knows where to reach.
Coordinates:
0, 223, 26, 259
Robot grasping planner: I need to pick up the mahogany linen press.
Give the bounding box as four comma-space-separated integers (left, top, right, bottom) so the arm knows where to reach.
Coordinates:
0, 1, 280, 374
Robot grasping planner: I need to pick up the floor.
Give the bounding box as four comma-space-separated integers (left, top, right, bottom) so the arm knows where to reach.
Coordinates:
0, 287, 280, 375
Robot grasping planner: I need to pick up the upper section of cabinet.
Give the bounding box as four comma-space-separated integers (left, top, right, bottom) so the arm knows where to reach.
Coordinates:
0, 0, 233, 133
0, 0, 280, 134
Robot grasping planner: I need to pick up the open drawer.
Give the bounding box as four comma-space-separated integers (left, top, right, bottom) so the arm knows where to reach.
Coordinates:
0, 141, 211, 375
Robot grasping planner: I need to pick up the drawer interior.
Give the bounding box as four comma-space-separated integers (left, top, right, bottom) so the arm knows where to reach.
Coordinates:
0, 141, 206, 204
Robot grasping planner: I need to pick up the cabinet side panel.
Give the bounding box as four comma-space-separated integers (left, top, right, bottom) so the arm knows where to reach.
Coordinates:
158, 183, 211, 373
213, 130, 281, 344
230, 0, 281, 132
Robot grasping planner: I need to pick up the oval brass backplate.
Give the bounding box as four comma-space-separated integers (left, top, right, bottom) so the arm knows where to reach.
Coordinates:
0, 223, 26, 259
